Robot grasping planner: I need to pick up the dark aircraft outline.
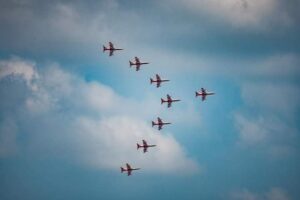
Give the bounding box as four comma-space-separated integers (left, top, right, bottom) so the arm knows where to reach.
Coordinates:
150, 74, 170, 88
137, 140, 156, 153
120, 163, 140, 176
152, 117, 171, 130
103, 42, 123, 56
195, 87, 215, 101
161, 94, 181, 108
129, 57, 149, 71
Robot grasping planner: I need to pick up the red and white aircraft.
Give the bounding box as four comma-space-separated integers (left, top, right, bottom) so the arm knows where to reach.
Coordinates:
103, 42, 123, 56
195, 88, 215, 101
152, 117, 171, 130
150, 74, 170, 88
120, 163, 140, 176
137, 140, 156, 153
161, 94, 181, 108
129, 57, 149, 71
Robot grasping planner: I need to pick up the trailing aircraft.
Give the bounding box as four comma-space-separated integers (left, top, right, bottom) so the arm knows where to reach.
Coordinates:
129, 57, 149, 71
103, 42, 123, 56
120, 163, 140, 176
195, 87, 215, 101
152, 117, 171, 130
161, 94, 181, 108
150, 74, 170, 88
137, 140, 156, 153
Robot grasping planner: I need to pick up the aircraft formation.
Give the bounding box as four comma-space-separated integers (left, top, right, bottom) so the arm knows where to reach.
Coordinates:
103, 42, 215, 176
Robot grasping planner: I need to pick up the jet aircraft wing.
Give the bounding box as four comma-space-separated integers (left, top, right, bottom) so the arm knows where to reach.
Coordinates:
158, 124, 162, 130
167, 94, 172, 101
126, 163, 132, 170
201, 88, 206, 94
143, 147, 148, 153
156, 74, 161, 81
168, 102, 171, 108
109, 42, 114, 49
142, 140, 147, 146
157, 117, 162, 124
134, 57, 140, 63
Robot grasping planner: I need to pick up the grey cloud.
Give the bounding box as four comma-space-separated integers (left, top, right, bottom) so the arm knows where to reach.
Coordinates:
230, 187, 291, 200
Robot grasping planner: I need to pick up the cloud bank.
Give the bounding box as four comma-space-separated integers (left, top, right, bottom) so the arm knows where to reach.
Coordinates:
0, 57, 199, 174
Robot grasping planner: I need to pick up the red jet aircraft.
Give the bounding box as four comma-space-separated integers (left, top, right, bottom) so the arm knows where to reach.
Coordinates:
129, 57, 149, 71
152, 117, 171, 130
103, 42, 123, 56
120, 163, 140, 176
137, 140, 156, 153
161, 94, 181, 108
150, 74, 170, 88
195, 88, 215, 101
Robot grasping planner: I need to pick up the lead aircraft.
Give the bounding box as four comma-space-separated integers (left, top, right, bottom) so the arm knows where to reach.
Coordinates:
120, 163, 140, 176
103, 42, 123, 56
129, 57, 149, 71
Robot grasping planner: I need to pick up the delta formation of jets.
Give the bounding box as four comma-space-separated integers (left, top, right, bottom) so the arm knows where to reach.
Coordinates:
102, 42, 216, 176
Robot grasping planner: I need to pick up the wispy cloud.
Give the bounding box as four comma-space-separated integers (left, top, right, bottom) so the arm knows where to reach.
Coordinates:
234, 80, 299, 157
230, 187, 290, 200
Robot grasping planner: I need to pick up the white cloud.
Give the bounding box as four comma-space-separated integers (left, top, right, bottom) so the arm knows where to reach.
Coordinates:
0, 56, 39, 90
231, 187, 290, 200
235, 114, 268, 145
0, 57, 199, 174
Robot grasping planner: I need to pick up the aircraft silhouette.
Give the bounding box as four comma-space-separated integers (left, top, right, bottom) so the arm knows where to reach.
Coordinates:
121, 163, 140, 176
196, 88, 215, 101
150, 74, 170, 88
129, 57, 149, 71
161, 94, 181, 108
152, 117, 171, 130
103, 42, 123, 56
137, 140, 156, 153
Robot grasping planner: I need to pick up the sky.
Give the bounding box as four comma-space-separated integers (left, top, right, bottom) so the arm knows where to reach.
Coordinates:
0, 0, 300, 199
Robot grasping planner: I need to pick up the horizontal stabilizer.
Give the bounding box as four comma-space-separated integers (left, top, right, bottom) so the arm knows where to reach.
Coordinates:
129, 61, 133, 67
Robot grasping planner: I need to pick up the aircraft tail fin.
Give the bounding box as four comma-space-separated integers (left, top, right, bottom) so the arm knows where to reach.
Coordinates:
103, 45, 107, 52
137, 143, 141, 150
121, 167, 125, 173
150, 78, 154, 84
195, 91, 199, 97
161, 98, 165, 104
152, 121, 155, 127
129, 61, 133, 67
